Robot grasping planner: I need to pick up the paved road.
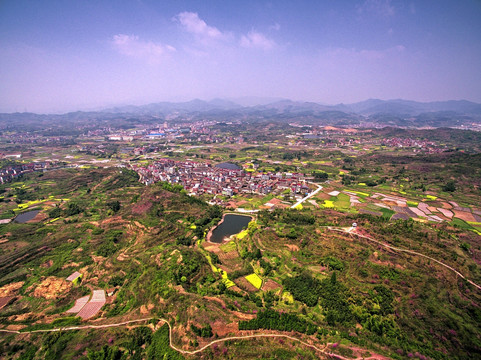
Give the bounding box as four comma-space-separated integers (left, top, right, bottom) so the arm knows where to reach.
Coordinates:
291, 183, 323, 209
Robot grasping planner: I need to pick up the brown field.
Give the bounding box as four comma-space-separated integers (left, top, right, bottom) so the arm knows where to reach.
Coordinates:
234, 277, 258, 292
0, 296, 15, 310
0, 281, 24, 297
438, 208, 453, 218
211, 319, 238, 337
440, 201, 453, 209
33, 277, 72, 299
315, 193, 331, 200
206, 244, 244, 272
261, 279, 282, 292
453, 210, 477, 222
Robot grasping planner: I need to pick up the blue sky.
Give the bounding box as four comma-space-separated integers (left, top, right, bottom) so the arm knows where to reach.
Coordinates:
1, 0, 480, 113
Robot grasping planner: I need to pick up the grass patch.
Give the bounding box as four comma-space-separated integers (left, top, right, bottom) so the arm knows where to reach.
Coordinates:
236, 229, 249, 239
220, 240, 237, 252
426, 195, 437, 200
450, 218, 481, 234
380, 208, 395, 220
407, 200, 419, 207
333, 193, 350, 210
451, 218, 472, 229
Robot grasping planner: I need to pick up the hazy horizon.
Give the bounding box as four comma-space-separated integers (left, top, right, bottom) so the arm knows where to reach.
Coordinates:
1, 1, 481, 113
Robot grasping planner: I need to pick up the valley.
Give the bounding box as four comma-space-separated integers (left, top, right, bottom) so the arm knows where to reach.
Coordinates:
0, 117, 479, 359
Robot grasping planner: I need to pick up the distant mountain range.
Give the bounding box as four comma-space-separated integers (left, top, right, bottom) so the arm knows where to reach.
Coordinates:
102, 98, 481, 116
1, 98, 481, 129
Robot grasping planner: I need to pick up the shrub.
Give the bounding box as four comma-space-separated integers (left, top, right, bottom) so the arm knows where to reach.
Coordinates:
48, 207, 62, 218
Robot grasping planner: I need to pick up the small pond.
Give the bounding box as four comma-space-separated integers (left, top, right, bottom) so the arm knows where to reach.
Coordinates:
209, 214, 252, 243
14, 210, 40, 223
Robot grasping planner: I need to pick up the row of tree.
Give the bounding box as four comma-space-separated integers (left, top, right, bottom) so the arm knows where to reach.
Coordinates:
239, 309, 317, 335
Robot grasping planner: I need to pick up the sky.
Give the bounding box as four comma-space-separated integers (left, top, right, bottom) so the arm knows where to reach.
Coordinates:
1, 0, 481, 113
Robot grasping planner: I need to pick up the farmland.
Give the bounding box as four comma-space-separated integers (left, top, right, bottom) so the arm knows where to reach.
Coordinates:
0, 122, 480, 359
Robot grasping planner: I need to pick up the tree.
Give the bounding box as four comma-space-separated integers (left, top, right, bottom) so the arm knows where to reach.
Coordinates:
284, 273, 321, 307
107, 200, 121, 213
313, 171, 328, 182
48, 207, 62, 218
65, 202, 83, 216
443, 180, 456, 192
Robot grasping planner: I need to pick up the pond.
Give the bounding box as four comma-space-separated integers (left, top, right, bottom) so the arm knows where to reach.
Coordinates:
209, 214, 252, 243
14, 210, 40, 223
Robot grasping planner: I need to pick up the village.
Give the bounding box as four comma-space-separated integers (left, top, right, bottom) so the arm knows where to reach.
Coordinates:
132, 159, 313, 200
0, 161, 56, 184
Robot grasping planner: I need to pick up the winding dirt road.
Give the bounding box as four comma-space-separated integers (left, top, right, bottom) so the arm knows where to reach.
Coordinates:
327, 226, 481, 291
0, 316, 372, 359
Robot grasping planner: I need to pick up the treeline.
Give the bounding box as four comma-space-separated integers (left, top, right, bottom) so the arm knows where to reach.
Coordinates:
239, 309, 317, 335
312, 170, 328, 181
193, 205, 222, 238
159, 181, 184, 193
48, 202, 84, 218
284, 272, 320, 307
284, 272, 353, 325
191, 324, 213, 338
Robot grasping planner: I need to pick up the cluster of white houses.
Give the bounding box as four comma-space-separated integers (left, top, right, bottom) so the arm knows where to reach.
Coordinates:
0, 162, 52, 184
132, 159, 312, 197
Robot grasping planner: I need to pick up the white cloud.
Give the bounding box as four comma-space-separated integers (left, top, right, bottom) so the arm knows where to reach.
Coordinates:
112, 34, 175, 63
240, 31, 276, 50
174, 12, 227, 41
357, 0, 395, 18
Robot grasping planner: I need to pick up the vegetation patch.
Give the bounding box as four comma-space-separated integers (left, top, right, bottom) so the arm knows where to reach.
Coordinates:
345, 189, 370, 197
239, 309, 317, 334
245, 273, 263, 289
322, 200, 334, 208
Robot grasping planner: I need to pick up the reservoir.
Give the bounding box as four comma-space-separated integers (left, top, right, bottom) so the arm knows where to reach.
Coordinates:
209, 214, 252, 243
14, 210, 40, 223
